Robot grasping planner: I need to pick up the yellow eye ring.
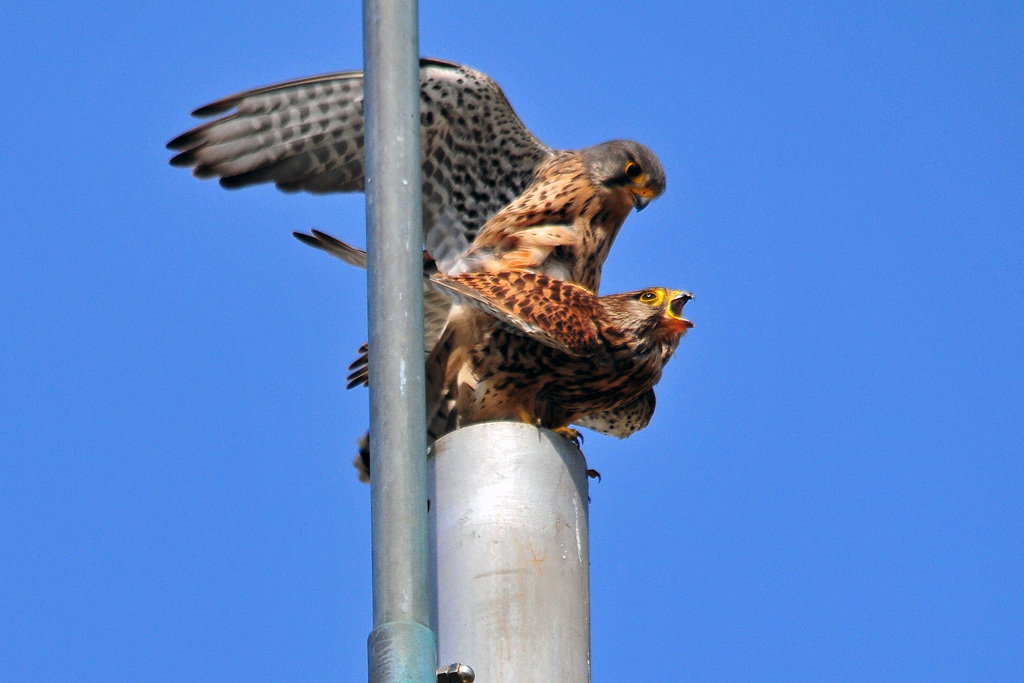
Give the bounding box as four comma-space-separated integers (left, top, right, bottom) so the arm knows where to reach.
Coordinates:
639, 291, 659, 303
625, 161, 643, 182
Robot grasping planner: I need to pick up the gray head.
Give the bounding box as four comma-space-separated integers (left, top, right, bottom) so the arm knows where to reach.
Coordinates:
580, 140, 667, 210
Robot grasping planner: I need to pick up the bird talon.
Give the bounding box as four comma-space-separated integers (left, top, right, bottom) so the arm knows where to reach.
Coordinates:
586, 468, 602, 482
553, 426, 582, 447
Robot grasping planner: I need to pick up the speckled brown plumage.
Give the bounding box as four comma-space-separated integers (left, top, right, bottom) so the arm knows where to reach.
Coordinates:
427, 271, 693, 433
453, 143, 665, 294
574, 389, 658, 438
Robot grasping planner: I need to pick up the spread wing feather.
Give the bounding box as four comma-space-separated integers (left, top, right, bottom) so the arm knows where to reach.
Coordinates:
171, 59, 554, 270
428, 272, 603, 357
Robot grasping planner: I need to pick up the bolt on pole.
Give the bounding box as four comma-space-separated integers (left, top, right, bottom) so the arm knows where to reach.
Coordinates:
362, 1, 436, 681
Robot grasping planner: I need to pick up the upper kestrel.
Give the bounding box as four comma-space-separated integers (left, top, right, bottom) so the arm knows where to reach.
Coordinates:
168, 59, 665, 290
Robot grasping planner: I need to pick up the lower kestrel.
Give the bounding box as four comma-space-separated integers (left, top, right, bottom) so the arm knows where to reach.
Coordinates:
294, 230, 693, 480
428, 271, 693, 433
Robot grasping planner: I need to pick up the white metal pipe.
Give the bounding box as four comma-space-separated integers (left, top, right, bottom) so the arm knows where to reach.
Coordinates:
429, 422, 591, 682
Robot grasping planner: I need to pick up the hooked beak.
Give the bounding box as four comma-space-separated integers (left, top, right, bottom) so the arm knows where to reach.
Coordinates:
632, 190, 651, 211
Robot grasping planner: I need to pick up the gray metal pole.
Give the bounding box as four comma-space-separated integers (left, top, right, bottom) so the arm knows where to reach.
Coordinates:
362, 1, 435, 682
429, 422, 592, 683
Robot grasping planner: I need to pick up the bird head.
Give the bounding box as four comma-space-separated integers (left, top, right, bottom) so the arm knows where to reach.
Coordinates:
603, 288, 694, 344
580, 140, 667, 211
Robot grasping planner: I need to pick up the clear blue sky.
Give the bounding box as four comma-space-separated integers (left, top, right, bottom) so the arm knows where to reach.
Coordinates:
2, 2, 1021, 680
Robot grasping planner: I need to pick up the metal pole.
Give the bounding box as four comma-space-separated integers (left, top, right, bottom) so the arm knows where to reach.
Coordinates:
429, 422, 592, 682
362, 1, 435, 682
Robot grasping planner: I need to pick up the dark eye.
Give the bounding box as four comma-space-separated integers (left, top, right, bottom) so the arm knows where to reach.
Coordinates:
625, 161, 643, 181
639, 291, 658, 303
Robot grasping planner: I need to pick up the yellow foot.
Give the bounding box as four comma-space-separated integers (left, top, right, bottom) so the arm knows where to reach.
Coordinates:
553, 426, 583, 448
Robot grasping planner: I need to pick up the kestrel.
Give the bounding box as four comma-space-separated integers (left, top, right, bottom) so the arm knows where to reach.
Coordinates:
426, 271, 693, 434
168, 59, 666, 291
294, 230, 692, 481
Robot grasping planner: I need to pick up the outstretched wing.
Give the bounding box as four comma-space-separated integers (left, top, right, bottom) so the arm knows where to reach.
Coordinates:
429, 271, 603, 357
170, 59, 554, 270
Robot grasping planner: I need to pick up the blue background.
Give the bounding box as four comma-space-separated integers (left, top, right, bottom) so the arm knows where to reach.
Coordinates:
2, 2, 1021, 680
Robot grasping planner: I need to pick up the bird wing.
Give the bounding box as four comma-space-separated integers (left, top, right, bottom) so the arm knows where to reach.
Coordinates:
170, 59, 554, 270
428, 272, 602, 357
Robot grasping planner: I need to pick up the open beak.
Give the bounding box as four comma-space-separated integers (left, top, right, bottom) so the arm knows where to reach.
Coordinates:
669, 291, 693, 318
666, 291, 695, 332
